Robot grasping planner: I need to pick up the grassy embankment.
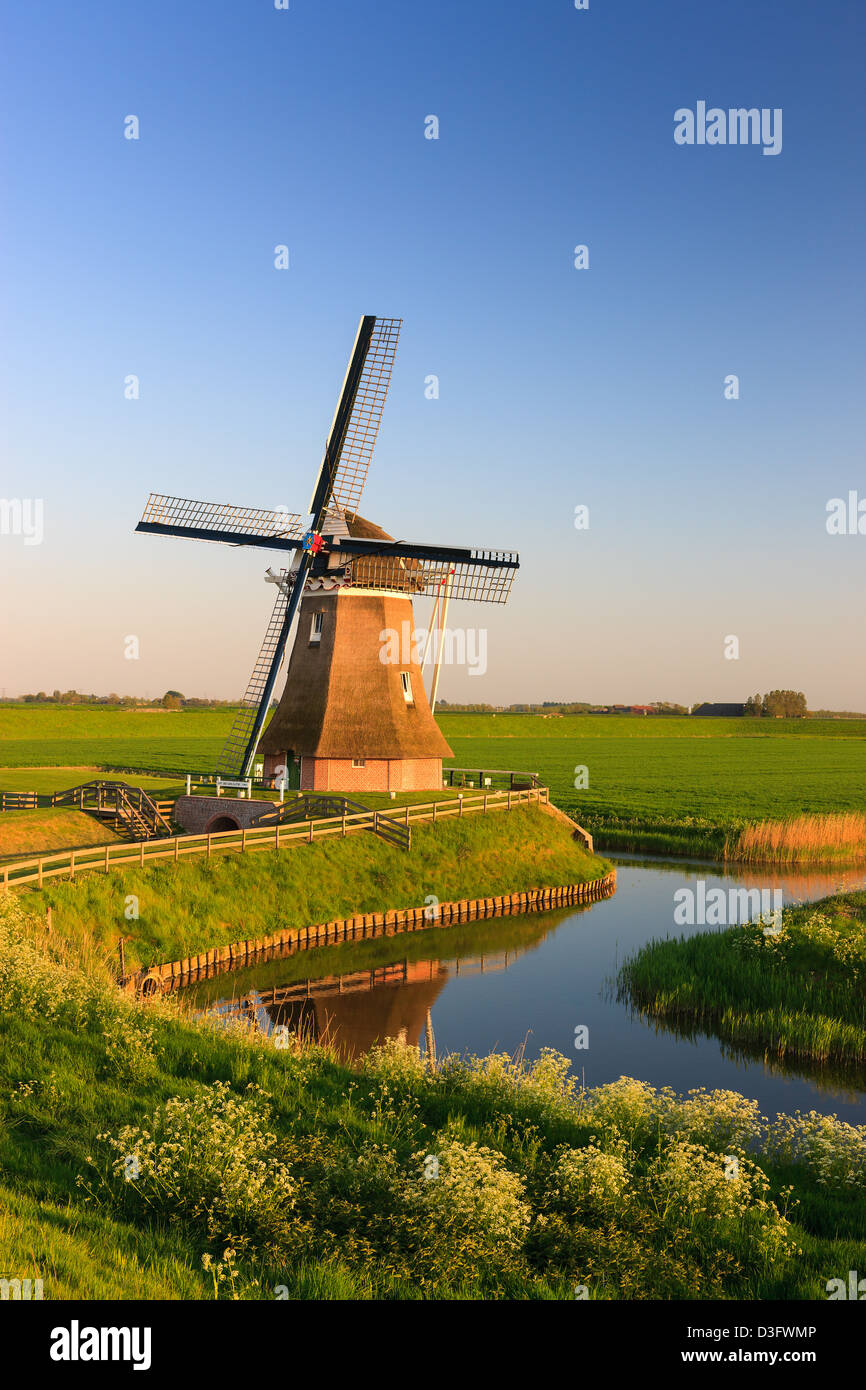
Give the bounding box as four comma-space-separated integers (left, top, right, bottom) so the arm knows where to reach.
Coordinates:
619, 891, 866, 1073
1, 890, 864, 1302
25, 804, 611, 972
0, 808, 120, 859
5, 706, 866, 859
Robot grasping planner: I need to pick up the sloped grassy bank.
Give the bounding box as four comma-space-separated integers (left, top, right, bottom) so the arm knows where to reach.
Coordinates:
619, 892, 866, 1068
26, 804, 611, 972
0, 807, 120, 858
1, 893, 864, 1302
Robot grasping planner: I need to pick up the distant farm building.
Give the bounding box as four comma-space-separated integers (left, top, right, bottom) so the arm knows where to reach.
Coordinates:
691, 703, 746, 717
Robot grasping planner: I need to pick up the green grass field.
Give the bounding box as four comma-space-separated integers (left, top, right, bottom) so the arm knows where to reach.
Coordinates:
3, 707, 866, 855
441, 714, 866, 854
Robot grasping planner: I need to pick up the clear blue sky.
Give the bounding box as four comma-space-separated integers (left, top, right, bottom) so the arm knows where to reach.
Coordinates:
1, 0, 864, 707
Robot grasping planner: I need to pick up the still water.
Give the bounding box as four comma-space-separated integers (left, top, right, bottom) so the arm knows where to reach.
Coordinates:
196, 855, 866, 1124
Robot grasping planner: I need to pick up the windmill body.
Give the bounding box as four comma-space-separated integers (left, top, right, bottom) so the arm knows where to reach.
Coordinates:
135, 316, 518, 791
258, 511, 452, 792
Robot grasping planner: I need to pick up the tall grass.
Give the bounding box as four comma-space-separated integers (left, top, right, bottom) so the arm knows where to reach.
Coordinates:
619, 892, 866, 1069
729, 813, 866, 864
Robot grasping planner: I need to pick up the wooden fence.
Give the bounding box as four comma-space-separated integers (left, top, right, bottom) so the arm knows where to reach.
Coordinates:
0, 791, 38, 812
2, 786, 550, 892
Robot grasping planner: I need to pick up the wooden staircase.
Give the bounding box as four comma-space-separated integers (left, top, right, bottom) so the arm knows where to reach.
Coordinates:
51, 781, 174, 840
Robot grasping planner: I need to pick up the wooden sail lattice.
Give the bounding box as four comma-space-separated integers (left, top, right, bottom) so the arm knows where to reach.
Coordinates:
326, 317, 401, 517
343, 550, 519, 603
215, 582, 293, 777
139, 494, 304, 546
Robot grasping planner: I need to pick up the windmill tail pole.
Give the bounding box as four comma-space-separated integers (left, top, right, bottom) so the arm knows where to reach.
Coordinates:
238, 556, 311, 776
420, 578, 445, 670
429, 569, 454, 713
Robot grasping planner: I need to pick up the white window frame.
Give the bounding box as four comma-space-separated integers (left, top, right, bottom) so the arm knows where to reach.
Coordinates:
310, 611, 324, 643
352, 758, 366, 769
401, 671, 414, 704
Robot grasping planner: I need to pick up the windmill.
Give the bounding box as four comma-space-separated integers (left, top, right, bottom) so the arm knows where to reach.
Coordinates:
135, 316, 519, 792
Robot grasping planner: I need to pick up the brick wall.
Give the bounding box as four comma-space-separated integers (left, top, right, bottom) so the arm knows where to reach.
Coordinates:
300, 758, 443, 793
173, 795, 276, 834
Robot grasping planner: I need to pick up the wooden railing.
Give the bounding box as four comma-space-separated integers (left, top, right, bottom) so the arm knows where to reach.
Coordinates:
443, 766, 541, 791
0, 791, 38, 812
249, 794, 412, 850
2, 786, 547, 892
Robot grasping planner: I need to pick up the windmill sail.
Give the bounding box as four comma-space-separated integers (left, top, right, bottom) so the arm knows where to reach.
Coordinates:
309, 316, 402, 521
334, 539, 519, 603
215, 580, 293, 777
137, 494, 304, 549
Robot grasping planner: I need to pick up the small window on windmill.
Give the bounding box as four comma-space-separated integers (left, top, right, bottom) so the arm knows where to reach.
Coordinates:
352, 758, 366, 768
401, 672, 414, 705
310, 611, 324, 644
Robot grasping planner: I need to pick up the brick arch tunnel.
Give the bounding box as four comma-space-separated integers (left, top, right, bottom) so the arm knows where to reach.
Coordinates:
205, 814, 242, 833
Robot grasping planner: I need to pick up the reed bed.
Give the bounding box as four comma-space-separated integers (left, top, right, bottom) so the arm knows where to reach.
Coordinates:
728, 812, 866, 863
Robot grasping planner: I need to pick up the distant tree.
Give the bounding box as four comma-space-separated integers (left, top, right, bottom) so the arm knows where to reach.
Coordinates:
162, 691, 183, 710
744, 693, 763, 717
761, 689, 807, 718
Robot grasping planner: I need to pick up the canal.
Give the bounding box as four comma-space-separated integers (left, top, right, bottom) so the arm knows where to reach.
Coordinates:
193, 854, 866, 1123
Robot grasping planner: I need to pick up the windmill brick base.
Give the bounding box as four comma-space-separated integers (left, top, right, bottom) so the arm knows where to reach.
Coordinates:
296, 757, 445, 794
